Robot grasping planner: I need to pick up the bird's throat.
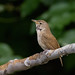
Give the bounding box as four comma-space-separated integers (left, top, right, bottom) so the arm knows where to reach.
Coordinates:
36, 26, 42, 31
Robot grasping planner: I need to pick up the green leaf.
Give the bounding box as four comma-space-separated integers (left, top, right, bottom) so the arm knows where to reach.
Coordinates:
61, 12, 72, 24
48, 16, 64, 29
58, 29, 75, 46
0, 43, 22, 65
48, 12, 75, 30
49, 2, 70, 16
49, 2, 75, 16
39, 1, 75, 19
0, 43, 13, 57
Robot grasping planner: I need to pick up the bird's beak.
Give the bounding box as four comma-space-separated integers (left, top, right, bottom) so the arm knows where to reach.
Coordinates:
32, 19, 39, 24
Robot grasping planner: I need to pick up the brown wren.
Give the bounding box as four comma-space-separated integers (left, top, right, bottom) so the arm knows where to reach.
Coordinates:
32, 20, 63, 66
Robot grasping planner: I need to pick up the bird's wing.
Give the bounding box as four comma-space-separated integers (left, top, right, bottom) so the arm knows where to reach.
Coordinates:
42, 33, 60, 50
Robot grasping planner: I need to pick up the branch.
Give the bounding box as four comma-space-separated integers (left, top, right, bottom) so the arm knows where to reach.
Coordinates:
0, 43, 75, 75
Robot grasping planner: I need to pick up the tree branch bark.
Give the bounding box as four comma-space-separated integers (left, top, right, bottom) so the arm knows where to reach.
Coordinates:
0, 43, 75, 75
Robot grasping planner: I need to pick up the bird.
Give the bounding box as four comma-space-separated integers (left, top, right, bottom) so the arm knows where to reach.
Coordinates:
32, 19, 63, 66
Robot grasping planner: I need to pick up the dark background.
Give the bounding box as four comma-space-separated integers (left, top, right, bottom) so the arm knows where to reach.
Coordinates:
0, 0, 75, 75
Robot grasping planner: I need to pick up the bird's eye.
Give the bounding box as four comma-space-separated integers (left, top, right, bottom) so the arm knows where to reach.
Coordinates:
40, 23, 42, 24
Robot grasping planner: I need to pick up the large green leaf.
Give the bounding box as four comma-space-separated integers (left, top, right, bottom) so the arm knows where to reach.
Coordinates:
48, 12, 74, 29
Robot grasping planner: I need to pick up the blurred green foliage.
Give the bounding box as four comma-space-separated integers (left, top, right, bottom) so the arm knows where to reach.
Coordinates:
20, 0, 40, 17
0, 43, 22, 65
0, 0, 75, 75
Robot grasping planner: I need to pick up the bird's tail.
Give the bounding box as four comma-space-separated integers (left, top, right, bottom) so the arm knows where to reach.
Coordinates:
59, 57, 63, 67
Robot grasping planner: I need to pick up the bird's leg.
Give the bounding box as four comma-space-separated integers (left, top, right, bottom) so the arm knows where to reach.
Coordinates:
58, 50, 63, 66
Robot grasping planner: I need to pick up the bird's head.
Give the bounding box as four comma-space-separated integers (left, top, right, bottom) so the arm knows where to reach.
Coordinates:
32, 20, 50, 32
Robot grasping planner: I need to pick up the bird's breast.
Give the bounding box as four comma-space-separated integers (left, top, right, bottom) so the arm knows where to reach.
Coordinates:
37, 33, 47, 50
